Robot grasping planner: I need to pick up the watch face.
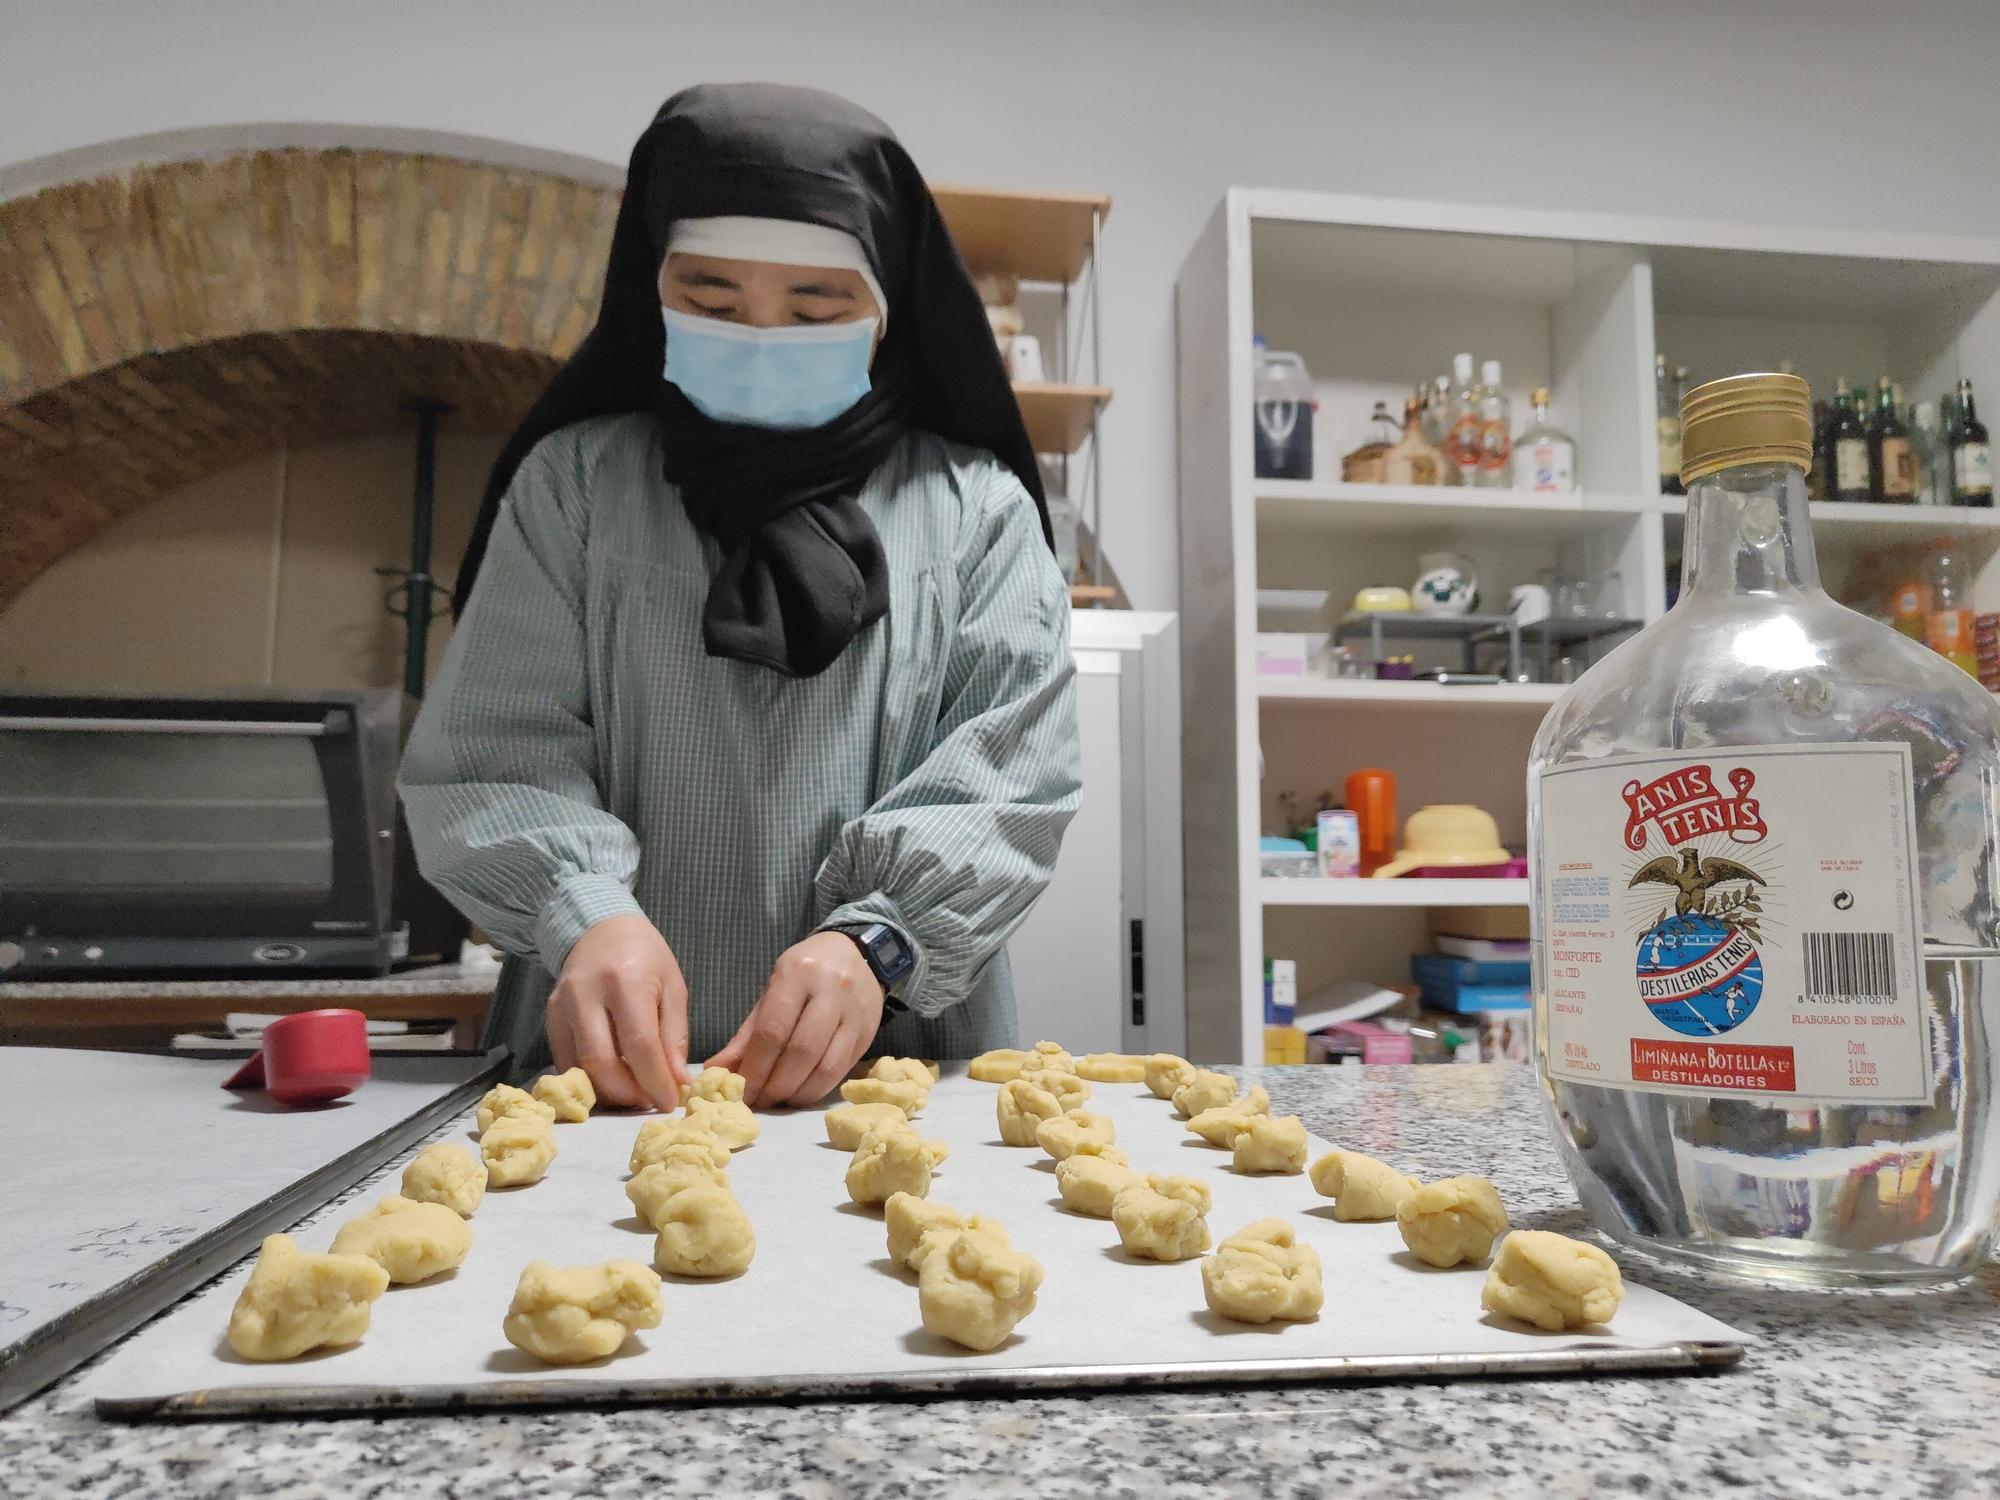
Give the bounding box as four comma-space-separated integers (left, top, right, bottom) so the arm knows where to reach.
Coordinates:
871, 926, 914, 980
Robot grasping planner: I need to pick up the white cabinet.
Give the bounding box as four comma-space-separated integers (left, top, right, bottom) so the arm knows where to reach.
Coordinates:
1006, 610, 1184, 1058
1177, 188, 2000, 1062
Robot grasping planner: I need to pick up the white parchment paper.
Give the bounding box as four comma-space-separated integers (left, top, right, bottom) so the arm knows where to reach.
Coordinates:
80, 1072, 1744, 1408
4, 1047, 492, 1349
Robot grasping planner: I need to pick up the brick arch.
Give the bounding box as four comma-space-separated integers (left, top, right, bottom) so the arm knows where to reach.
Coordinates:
0, 146, 623, 607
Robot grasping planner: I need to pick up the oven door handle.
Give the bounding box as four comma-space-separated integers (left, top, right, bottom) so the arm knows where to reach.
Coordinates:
0, 716, 330, 736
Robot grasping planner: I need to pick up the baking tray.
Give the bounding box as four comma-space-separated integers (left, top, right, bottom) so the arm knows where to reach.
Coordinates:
83, 1073, 1745, 1419
1, 1046, 506, 1412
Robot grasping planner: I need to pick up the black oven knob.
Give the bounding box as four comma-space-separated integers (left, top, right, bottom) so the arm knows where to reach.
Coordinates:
253, 943, 306, 964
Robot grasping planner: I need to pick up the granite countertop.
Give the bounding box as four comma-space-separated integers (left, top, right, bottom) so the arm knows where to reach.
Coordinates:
0, 960, 500, 1001
4, 1063, 1995, 1499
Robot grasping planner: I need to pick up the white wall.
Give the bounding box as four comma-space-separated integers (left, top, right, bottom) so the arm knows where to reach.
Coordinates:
7, 0, 2000, 613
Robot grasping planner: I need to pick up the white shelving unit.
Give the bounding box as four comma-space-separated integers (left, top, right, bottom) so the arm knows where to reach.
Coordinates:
1177, 188, 2000, 1063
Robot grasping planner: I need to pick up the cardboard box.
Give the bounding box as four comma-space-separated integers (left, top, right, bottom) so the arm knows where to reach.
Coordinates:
1263, 1025, 1307, 1064
1429, 905, 1531, 942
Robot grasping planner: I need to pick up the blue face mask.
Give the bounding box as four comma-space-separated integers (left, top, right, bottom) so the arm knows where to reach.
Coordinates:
661, 307, 878, 430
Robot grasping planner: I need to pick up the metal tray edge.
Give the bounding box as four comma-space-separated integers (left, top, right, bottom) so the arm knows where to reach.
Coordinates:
95, 1338, 1745, 1421
6, 1049, 507, 1415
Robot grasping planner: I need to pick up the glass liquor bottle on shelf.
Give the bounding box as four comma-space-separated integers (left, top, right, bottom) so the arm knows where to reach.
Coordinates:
1444, 352, 1482, 487
1867, 377, 1915, 503
1473, 358, 1512, 488
1421, 374, 1451, 451
1655, 355, 1683, 495
1529, 372, 2000, 1287
1911, 402, 1944, 506
1382, 395, 1446, 485
1952, 378, 1993, 507
1514, 387, 1576, 493
1826, 379, 1870, 502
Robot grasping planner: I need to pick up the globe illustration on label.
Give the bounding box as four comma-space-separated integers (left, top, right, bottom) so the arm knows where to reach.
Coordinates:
1635, 913, 1764, 1038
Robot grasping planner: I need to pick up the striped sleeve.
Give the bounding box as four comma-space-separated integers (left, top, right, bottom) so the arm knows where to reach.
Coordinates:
397, 437, 645, 973
812, 472, 1082, 1016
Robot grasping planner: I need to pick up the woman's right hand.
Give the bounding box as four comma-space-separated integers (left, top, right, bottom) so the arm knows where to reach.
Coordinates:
546, 914, 691, 1111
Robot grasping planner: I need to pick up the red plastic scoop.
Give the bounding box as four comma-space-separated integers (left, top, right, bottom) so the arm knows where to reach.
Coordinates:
222, 1008, 371, 1105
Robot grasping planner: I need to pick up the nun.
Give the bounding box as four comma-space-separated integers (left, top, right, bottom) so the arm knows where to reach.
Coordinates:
400, 84, 1082, 1111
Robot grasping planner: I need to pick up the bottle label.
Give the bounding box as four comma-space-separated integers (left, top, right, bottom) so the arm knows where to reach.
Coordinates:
1446, 414, 1484, 472
1520, 439, 1575, 493
1957, 443, 1993, 494
1925, 607, 1973, 657
1878, 436, 1914, 497
1835, 439, 1869, 493
1536, 745, 1928, 1105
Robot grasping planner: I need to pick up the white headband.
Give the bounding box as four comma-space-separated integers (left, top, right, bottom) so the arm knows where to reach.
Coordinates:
666, 216, 887, 329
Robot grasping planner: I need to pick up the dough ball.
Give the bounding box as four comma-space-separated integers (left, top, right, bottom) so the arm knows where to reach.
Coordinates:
502, 1259, 663, 1365
1034, 1109, 1116, 1161
626, 1149, 731, 1227
1397, 1176, 1509, 1268
1308, 1150, 1420, 1221
400, 1141, 487, 1217
481, 1114, 557, 1187
1054, 1151, 1140, 1217
531, 1067, 596, 1123
1075, 1053, 1147, 1084
1111, 1174, 1213, 1262
226, 1234, 389, 1361
1201, 1218, 1324, 1325
825, 1101, 908, 1151
689, 1066, 747, 1104
917, 1224, 1045, 1352
885, 1191, 967, 1271
840, 1076, 929, 1115
652, 1182, 757, 1278
1231, 1114, 1309, 1175
629, 1117, 731, 1175
868, 1056, 938, 1086
996, 1077, 1064, 1146
684, 1096, 761, 1150
846, 1126, 949, 1206
969, 1048, 1028, 1084
1171, 1069, 1238, 1119
1184, 1087, 1271, 1146
1020, 1069, 1091, 1112
474, 1083, 556, 1134
1027, 1040, 1076, 1074
1144, 1053, 1197, 1100
1481, 1230, 1624, 1331
328, 1195, 472, 1284
1068, 1139, 1128, 1167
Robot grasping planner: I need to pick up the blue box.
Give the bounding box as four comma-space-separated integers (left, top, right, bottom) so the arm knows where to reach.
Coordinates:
1411, 952, 1531, 989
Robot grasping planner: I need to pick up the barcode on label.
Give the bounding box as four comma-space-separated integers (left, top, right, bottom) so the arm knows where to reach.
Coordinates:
1802, 932, 1896, 1000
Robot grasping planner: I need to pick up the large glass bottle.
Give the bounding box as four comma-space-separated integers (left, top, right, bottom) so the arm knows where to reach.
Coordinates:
1529, 372, 2000, 1286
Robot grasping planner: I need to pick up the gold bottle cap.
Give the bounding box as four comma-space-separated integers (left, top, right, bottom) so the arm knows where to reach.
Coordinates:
1530, 386, 1551, 405
1679, 372, 1812, 485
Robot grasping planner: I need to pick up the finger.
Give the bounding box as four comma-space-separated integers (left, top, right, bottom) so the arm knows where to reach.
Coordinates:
761, 989, 841, 1107
704, 1010, 756, 1073
546, 989, 579, 1074
606, 975, 680, 1113
791, 1013, 868, 1107
658, 958, 692, 1095
736, 974, 808, 1108
568, 987, 647, 1109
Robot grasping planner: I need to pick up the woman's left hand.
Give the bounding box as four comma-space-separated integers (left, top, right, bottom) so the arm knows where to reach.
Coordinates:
707, 932, 884, 1107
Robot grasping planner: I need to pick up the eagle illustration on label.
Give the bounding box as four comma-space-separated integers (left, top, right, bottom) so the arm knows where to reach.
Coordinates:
1625, 767, 1769, 1039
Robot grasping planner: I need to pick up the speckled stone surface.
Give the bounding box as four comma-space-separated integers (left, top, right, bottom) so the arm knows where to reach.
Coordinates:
0, 960, 499, 1001
5, 1063, 1996, 1498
